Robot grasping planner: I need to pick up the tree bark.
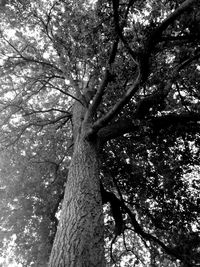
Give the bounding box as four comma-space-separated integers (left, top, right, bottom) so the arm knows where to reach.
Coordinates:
48, 135, 105, 266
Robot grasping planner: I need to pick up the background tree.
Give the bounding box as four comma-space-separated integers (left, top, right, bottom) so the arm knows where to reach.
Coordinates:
0, 0, 200, 266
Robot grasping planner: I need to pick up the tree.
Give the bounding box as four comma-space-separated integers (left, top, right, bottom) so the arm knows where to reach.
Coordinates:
0, 0, 200, 266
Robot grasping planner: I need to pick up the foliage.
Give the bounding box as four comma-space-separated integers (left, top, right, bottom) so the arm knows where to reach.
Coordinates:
0, 0, 200, 266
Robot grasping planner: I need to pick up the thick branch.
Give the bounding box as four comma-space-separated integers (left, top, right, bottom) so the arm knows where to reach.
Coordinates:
101, 183, 124, 236
86, 38, 119, 119
97, 119, 139, 143
140, 0, 197, 81
112, 0, 138, 63
87, 71, 141, 139
49, 191, 64, 230
135, 53, 200, 119
122, 203, 182, 260
150, 112, 200, 129
149, 0, 197, 42
97, 111, 200, 142
87, 0, 197, 140
101, 185, 183, 261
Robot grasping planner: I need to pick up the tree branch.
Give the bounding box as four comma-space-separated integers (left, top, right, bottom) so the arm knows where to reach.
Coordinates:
86, 0, 197, 140
112, 0, 138, 64
97, 119, 139, 143
96, 110, 200, 143
1, 35, 62, 74
47, 81, 84, 105
150, 112, 200, 130
23, 108, 71, 116
87, 70, 141, 139
86, 38, 119, 120
101, 184, 183, 261
140, 0, 198, 81
150, 0, 197, 42
135, 52, 200, 119
121, 203, 182, 260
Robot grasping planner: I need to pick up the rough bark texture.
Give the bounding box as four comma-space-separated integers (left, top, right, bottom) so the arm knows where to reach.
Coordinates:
48, 136, 105, 266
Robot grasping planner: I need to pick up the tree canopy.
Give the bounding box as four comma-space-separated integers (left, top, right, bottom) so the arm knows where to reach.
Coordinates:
0, 0, 200, 266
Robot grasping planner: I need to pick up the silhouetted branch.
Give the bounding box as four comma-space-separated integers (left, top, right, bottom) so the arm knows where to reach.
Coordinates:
87, 38, 119, 119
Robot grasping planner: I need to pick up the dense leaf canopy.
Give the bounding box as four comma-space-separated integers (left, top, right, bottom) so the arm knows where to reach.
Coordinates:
0, 0, 200, 266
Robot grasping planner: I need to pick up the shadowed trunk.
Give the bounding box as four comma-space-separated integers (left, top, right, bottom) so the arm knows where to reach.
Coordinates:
48, 132, 105, 266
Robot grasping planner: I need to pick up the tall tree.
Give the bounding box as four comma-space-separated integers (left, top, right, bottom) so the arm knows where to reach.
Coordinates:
0, 0, 200, 266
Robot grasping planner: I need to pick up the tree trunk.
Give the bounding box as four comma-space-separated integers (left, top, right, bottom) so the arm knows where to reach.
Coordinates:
48, 134, 105, 266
